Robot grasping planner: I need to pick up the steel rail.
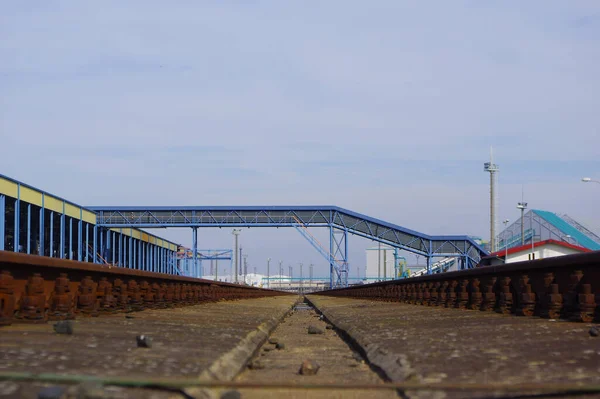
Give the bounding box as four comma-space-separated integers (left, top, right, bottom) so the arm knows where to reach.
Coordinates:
0, 251, 287, 326
318, 251, 600, 322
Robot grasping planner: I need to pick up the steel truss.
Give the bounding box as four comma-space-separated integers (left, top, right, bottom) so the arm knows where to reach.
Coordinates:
89, 206, 487, 286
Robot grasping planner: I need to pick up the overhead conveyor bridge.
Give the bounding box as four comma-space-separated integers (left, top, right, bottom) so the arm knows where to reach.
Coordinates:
88, 206, 488, 288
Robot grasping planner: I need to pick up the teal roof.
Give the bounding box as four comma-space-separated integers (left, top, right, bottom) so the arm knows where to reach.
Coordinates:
533, 210, 600, 251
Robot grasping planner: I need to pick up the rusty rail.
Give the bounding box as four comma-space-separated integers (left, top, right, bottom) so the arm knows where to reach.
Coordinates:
318, 251, 600, 322
0, 251, 288, 326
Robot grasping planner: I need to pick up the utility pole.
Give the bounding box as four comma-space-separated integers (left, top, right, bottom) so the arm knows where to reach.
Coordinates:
517, 202, 527, 245
484, 147, 499, 253
243, 255, 248, 283
299, 263, 303, 294
232, 229, 241, 283
267, 257, 271, 289
502, 219, 510, 261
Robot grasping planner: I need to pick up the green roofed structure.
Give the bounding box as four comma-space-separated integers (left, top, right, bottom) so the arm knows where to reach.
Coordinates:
497, 209, 600, 252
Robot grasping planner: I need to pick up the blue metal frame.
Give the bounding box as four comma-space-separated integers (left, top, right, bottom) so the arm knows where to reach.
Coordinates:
89, 205, 488, 285
0, 195, 5, 251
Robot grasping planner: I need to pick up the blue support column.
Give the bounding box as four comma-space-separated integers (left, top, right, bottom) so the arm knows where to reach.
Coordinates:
0, 195, 5, 251
192, 227, 198, 278
394, 247, 399, 279
129, 235, 133, 268
13, 185, 20, 253
112, 232, 116, 265
133, 240, 137, 269
49, 212, 54, 257
85, 224, 89, 262
26, 204, 31, 254
118, 231, 123, 266
329, 225, 334, 289
122, 235, 126, 267
60, 214, 65, 258
77, 218, 82, 262
93, 225, 97, 263
69, 218, 73, 260
39, 196, 45, 256
426, 241, 432, 275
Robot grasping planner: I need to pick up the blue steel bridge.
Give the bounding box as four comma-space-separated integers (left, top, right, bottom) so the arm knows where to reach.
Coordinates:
0, 174, 487, 289
89, 206, 488, 288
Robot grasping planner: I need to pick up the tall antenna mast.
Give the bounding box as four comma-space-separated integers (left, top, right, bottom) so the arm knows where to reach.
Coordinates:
484, 147, 499, 252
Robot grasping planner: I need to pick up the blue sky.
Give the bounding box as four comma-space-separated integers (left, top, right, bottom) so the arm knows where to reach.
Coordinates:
1, 1, 599, 277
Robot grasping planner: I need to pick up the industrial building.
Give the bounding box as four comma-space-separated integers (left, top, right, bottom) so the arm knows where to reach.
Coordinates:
480, 239, 591, 266
365, 245, 399, 281
0, 174, 179, 273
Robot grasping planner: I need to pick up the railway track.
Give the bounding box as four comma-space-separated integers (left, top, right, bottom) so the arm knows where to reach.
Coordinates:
321, 251, 600, 323
0, 251, 599, 398
0, 251, 286, 325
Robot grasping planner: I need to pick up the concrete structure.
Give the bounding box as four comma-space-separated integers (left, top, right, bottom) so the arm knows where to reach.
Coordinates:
480, 239, 591, 266
365, 245, 397, 281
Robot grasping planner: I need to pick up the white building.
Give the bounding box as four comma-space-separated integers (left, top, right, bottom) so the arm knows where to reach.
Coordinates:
480, 239, 591, 266
365, 245, 397, 281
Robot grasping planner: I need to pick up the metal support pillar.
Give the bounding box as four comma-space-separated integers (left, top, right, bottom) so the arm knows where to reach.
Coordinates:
426, 241, 433, 275
93, 225, 97, 263
39, 197, 45, 256
77, 218, 82, 261
0, 195, 5, 251
118, 233, 123, 266
49, 212, 54, 257
129, 236, 133, 268
329, 225, 349, 288
26, 204, 31, 254
13, 187, 20, 252
112, 231, 116, 265
60, 214, 65, 259
192, 227, 198, 278
69, 218, 73, 260
329, 226, 334, 289
85, 224, 89, 262
394, 247, 399, 279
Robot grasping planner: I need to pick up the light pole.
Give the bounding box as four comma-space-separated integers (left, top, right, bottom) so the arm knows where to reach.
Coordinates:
267, 257, 271, 289
299, 263, 303, 293
232, 229, 241, 283
243, 255, 248, 282
279, 260, 283, 288
502, 219, 510, 262
517, 202, 528, 245
582, 177, 600, 184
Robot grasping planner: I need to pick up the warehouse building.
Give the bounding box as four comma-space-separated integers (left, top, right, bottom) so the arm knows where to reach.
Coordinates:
0, 174, 178, 273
